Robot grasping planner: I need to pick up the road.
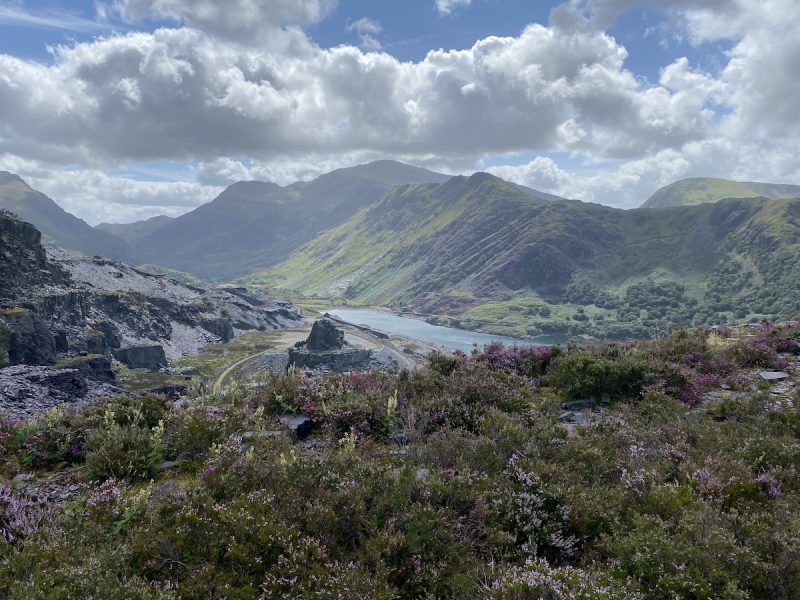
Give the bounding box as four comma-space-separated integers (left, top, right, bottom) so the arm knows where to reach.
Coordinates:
210, 319, 427, 392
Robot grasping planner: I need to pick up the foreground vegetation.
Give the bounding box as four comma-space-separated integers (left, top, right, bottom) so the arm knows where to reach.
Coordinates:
1, 323, 800, 598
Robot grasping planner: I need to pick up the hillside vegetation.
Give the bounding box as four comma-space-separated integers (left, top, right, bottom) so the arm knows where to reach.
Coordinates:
2, 323, 799, 598
134, 161, 453, 280
642, 177, 800, 208
255, 174, 800, 339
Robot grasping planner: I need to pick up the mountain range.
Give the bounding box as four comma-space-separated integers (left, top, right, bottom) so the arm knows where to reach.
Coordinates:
257, 173, 800, 338
2, 164, 799, 340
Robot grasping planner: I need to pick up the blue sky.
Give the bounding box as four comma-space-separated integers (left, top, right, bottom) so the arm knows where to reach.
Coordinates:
0, 0, 797, 223
0, 0, 730, 79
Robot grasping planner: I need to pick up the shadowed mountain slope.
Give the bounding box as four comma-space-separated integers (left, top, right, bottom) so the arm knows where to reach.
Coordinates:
0, 172, 131, 260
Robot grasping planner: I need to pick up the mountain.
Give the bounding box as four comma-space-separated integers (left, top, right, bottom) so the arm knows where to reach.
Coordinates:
134, 161, 455, 280
0, 171, 132, 260
257, 173, 800, 339
642, 177, 800, 208
96, 215, 174, 245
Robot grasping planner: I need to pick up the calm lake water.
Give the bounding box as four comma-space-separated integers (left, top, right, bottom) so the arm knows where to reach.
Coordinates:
327, 308, 568, 353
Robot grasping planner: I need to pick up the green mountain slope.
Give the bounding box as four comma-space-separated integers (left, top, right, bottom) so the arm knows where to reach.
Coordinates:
96, 215, 174, 245
135, 161, 455, 280
643, 177, 800, 208
256, 173, 800, 339
0, 172, 131, 260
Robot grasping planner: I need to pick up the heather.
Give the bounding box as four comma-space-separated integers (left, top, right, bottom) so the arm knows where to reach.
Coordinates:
1, 324, 799, 599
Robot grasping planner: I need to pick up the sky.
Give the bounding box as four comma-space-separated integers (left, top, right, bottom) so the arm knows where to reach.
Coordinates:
0, 0, 798, 224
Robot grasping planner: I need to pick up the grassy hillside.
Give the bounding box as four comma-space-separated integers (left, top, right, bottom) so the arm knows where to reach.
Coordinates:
254, 174, 800, 339
643, 177, 800, 208
135, 161, 455, 280
0, 172, 131, 260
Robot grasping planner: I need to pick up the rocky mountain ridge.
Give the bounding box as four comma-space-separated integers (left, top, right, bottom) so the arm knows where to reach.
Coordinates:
260, 173, 800, 340
0, 210, 303, 416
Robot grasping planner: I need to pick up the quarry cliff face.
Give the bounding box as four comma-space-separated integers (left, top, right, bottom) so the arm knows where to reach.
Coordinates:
0, 210, 303, 371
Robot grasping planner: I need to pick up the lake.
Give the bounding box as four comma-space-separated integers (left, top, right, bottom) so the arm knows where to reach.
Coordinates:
326, 308, 568, 353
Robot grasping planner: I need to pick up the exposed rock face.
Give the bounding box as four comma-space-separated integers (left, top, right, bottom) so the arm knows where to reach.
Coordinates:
0, 365, 124, 421
4, 309, 56, 366
0, 211, 304, 373
288, 319, 373, 373
113, 346, 168, 371
57, 355, 116, 384
306, 319, 346, 351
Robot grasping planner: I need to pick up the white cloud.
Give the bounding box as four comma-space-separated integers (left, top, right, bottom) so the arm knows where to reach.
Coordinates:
0, 4, 111, 32
0, 153, 220, 224
346, 17, 383, 50
435, 0, 472, 16
346, 17, 381, 35
110, 0, 338, 40
0, 0, 797, 222
0, 21, 712, 167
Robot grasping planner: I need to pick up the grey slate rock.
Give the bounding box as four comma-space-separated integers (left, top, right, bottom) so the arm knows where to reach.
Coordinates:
306, 318, 346, 351
562, 399, 596, 411
759, 371, 790, 381
393, 433, 410, 447
113, 345, 168, 371
278, 414, 315, 438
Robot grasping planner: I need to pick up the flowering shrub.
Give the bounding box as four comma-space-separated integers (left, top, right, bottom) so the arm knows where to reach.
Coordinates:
491, 559, 642, 599
0, 484, 54, 544
1, 323, 799, 598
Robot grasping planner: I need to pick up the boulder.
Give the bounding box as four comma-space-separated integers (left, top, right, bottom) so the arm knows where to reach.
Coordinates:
113, 345, 168, 371
278, 414, 315, 438
288, 318, 373, 373
202, 317, 235, 342
562, 399, 596, 411
4, 309, 56, 365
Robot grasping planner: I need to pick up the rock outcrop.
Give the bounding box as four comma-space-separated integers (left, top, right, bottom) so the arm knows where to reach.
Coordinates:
0, 364, 124, 421
0, 210, 305, 416
306, 318, 346, 351
112, 346, 168, 371
0, 211, 303, 372
288, 319, 373, 373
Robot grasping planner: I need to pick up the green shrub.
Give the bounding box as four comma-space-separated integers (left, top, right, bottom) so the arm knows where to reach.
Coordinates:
547, 350, 653, 400
85, 407, 164, 482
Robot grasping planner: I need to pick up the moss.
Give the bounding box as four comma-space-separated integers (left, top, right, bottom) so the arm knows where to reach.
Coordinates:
55, 354, 104, 368
0, 306, 28, 317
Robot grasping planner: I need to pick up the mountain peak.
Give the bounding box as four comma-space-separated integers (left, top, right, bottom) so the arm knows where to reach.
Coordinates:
643, 177, 800, 208
215, 180, 283, 203
0, 171, 26, 186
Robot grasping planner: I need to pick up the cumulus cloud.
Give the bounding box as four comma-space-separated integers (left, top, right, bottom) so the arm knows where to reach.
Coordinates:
0, 0, 797, 221
0, 21, 712, 168
0, 153, 220, 224
435, 0, 472, 16
110, 0, 338, 40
